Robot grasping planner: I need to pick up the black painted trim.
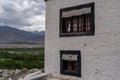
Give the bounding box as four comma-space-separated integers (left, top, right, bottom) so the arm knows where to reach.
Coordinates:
59, 2, 95, 37
60, 50, 81, 77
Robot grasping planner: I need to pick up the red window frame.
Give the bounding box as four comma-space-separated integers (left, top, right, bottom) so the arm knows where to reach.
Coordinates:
62, 14, 91, 33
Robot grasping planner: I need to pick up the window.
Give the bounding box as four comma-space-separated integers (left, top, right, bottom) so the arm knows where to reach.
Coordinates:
60, 3, 95, 37
60, 50, 81, 77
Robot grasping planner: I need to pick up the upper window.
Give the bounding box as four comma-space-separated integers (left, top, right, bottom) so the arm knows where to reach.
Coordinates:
60, 3, 95, 37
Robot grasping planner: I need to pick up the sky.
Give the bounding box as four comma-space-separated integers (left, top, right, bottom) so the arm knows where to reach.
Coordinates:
0, 0, 45, 31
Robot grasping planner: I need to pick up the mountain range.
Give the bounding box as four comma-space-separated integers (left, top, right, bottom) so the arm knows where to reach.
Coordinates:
0, 26, 45, 45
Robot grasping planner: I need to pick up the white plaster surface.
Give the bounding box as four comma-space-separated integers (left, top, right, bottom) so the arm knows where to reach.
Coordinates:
45, 0, 120, 80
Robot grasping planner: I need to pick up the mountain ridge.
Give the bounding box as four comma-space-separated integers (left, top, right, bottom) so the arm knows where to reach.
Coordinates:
0, 26, 44, 45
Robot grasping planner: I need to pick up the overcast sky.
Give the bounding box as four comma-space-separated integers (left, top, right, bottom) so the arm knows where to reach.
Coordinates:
0, 0, 45, 31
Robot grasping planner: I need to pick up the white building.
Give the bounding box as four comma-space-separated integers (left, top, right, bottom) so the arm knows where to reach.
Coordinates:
45, 0, 120, 80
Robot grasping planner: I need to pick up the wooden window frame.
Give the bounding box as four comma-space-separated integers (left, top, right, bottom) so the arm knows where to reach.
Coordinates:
60, 50, 81, 77
60, 2, 95, 37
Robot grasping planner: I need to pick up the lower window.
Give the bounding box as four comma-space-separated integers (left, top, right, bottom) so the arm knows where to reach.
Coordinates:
60, 50, 81, 77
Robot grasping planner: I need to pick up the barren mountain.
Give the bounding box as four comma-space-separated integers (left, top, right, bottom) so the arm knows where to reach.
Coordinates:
0, 26, 44, 45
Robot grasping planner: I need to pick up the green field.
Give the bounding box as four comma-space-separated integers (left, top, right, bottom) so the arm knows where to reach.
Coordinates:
0, 48, 44, 69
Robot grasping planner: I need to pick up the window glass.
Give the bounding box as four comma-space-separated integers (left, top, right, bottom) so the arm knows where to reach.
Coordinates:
66, 19, 71, 32
78, 15, 84, 32
73, 17, 78, 32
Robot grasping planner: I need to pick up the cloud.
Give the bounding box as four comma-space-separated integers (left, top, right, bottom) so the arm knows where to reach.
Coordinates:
0, 0, 45, 31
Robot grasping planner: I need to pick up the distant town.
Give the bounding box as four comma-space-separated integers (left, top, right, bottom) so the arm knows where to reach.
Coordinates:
0, 68, 44, 80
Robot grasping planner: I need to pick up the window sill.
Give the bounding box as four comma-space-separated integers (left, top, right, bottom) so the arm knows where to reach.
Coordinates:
61, 70, 81, 77
60, 31, 94, 37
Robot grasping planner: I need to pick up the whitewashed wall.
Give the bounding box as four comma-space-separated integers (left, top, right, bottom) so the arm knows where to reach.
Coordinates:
45, 0, 120, 80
